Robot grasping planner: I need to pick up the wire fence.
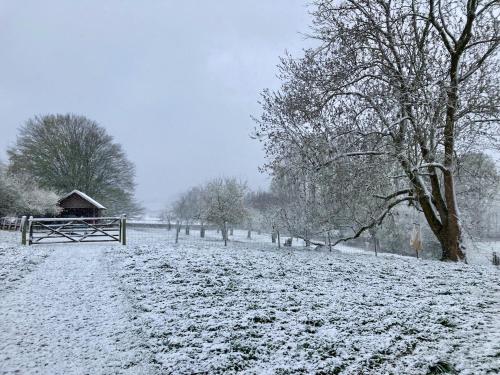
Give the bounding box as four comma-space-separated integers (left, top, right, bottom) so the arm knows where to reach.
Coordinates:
127, 223, 291, 247
126, 222, 380, 256
1, 218, 499, 266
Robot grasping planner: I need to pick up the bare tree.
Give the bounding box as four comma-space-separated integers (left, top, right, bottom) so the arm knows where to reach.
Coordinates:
173, 186, 206, 236
202, 178, 247, 245
456, 152, 500, 237
247, 190, 283, 244
160, 205, 174, 230
255, 0, 499, 261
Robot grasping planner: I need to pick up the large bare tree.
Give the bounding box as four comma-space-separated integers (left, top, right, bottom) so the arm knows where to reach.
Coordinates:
255, 0, 499, 261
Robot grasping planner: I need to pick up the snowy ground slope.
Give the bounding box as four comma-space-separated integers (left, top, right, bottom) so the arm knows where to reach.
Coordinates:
0, 240, 153, 375
1, 230, 499, 374
110, 236, 500, 374
0, 231, 53, 296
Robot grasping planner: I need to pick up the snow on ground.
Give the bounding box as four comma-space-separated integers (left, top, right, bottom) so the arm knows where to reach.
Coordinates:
1, 229, 499, 374
0, 238, 153, 375
111, 232, 500, 374
0, 231, 53, 296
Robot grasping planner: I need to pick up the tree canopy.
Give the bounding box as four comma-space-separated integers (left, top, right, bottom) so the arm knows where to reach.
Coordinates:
255, 0, 499, 261
8, 114, 142, 215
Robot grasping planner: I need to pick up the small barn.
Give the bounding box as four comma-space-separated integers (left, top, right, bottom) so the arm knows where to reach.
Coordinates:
58, 190, 106, 218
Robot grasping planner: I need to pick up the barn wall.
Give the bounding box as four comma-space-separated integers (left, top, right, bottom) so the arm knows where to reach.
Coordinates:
59, 194, 95, 209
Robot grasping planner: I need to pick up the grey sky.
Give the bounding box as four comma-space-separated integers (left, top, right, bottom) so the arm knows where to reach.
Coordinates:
0, 0, 311, 211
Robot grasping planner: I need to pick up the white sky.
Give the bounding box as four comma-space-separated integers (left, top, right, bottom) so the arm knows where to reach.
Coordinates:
0, 0, 312, 211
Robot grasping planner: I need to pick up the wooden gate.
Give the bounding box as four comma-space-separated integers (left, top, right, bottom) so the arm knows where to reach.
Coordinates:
25, 216, 127, 245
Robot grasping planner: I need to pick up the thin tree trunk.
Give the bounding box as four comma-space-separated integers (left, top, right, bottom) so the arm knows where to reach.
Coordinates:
223, 221, 227, 246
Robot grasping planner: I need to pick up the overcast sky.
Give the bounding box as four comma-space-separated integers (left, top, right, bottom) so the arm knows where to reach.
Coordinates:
0, 0, 312, 211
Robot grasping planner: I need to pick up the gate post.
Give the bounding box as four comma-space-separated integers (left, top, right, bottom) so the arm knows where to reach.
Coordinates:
121, 214, 127, 245
27, 216, 34, 245
20, 216, 27, 245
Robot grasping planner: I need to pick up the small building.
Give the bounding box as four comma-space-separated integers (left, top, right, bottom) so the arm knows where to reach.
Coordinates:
58, 190, 106, 218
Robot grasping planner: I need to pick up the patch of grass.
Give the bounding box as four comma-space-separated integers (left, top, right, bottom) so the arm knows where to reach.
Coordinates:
316, 365, 344, 375
438, 290, 453, 295
303, 317, 325, 327
230, 342, 258, 361
437, 318, 457, 328
252, 314, 276, 324
427, 361, 457, 374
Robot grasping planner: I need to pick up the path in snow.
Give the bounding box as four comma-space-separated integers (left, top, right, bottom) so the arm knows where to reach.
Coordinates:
0, 244, 151, 375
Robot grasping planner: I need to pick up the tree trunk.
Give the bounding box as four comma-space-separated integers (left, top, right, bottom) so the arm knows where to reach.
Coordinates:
230, 228, 234, 236
223, 222, 227, 246
369, 228, 378, 257
271, 232, 276, 243
439, 50, 466, 262
439, 206, 466, 261
185, 225, 190, 235
247, 229, 251, 239
200, 224, 205, 238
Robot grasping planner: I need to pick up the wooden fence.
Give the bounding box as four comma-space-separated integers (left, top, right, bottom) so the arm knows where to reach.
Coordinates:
0, 217, 23, 231
20, 216, 127, 246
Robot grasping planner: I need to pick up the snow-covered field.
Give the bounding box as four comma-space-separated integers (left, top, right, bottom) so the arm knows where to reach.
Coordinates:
0, 229, 499, 374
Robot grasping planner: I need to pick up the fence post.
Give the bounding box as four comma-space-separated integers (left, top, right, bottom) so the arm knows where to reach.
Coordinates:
20, 216, 27, 245
28, 216, 33, 245
493, 252, 499, 266
121, 214, 127, 245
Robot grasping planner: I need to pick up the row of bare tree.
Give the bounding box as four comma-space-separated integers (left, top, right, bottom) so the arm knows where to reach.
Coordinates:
162, 178, 248, 245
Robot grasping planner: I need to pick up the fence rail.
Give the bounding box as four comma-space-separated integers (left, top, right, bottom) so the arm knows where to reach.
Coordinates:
0, 217, 23, 231
25, 216, 127, 245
